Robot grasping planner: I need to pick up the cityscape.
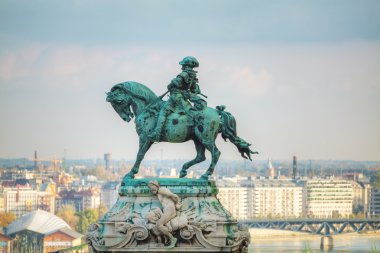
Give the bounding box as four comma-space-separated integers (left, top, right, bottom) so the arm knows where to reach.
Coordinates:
1, 1, 380, 252
0, 154, 378, 252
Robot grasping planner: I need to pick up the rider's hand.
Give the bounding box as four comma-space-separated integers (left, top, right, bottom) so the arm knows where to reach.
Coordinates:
183, 91, 190, 99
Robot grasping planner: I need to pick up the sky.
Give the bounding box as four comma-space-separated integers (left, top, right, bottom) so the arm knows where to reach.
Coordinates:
0, 0, 379, 162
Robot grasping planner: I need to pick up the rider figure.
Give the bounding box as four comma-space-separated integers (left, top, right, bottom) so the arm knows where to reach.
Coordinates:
149, 56, 206, 142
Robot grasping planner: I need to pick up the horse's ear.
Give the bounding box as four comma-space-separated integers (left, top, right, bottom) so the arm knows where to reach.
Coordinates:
111, 83, 125, 92
110, 86, 119, 92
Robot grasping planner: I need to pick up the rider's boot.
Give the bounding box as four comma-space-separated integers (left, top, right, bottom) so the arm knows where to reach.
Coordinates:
149, 109, 167, 142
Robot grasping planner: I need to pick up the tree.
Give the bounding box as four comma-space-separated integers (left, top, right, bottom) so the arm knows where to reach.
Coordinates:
76, 212, 90, 234
76, 208, 101, 234
98, 203, 108, 219
56, 205, 79, 229
0, 211, 16, 227
370, 172, 380, 188
84, 208, 99, 224
94, 165, 108, 180
353, 204, 364, 214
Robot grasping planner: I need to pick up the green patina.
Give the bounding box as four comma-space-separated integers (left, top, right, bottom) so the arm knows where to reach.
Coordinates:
118, 178, 219, 197
106, 56, 257, 184
86, 57, 252, 253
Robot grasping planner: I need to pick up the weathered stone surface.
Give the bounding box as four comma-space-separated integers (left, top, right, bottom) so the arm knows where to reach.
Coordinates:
87, 178, 250, 253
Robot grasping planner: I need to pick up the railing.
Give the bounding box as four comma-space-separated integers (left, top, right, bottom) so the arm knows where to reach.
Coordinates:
53, 243, 88, 253
239, 218, 380, 235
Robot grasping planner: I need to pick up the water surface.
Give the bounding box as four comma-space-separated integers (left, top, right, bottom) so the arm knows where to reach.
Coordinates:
249, 235, 380, 253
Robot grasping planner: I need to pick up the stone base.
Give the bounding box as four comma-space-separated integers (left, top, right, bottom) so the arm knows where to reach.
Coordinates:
87, 178, 250, 253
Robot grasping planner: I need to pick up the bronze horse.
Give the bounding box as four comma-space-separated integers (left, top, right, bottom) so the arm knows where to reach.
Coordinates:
106, 81, 257, 183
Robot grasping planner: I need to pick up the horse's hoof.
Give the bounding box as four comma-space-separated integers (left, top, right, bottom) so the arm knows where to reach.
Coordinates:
199, 174, 209, 180
179, 170, 187, 178
122, 173, 135, 183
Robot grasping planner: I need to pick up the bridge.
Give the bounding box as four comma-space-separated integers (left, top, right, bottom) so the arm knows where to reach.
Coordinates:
239, 218, 380, 235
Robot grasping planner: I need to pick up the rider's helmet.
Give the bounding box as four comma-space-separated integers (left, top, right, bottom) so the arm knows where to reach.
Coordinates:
179, 56, 199, 68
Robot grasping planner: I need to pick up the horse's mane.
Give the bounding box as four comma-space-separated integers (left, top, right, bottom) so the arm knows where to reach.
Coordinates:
111, 81, 158, 104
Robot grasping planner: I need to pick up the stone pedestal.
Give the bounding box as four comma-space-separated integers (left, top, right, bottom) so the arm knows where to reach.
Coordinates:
87, 178, 250, 253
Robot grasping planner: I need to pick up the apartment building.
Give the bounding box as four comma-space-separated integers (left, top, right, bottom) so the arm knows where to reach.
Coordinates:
304, 179, 352, 218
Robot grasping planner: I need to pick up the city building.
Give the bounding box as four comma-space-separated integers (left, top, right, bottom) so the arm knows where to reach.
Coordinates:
82, 188, 101, 210
304, 179, 353, 218
267, 158, 275, 179
248, 179, 303, 218
1, 186, 38, 218
351, 181, 372, 215
54, 172, 74, 186
6, 210, 82, 253
369, 187, 380, 217
56, 188, 101, 212
217, 177, 303, 219
37, 182, 56, 214
101, 181, 120, 210
0, 195, 4, 212
217, 182, 249, 219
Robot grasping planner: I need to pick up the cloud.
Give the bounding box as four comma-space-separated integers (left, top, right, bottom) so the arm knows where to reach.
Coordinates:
0, 45, 43, 81
0, 41, 379, 160
225, 66, 273, 97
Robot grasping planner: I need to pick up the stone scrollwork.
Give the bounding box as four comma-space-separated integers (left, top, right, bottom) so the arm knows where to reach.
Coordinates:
86, 223, 104, 253
106, 202, 132, 222
86, 178, 251, 252
115, 222, 132, 234
179, 227, 195, 240
129, 225, 149, 241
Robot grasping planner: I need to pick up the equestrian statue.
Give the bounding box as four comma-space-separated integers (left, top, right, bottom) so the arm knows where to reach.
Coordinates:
106, 56, 258, 183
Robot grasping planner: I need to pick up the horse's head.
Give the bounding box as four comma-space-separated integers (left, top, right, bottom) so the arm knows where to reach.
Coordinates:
107, 82, 158, 123
106, 87, 134, 122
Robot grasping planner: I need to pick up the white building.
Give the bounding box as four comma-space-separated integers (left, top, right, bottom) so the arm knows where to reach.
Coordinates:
101, 181, 120, 210
1, 187, 38, 218
351, 181, 372, 215
249, 180, 303, 218
217, 184, 249, 219
217, 178, 303, 219
82, 188, 101, 210
304, 179, 353, 218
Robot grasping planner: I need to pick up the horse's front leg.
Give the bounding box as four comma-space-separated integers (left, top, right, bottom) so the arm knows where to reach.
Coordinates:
122, 138, 153, 184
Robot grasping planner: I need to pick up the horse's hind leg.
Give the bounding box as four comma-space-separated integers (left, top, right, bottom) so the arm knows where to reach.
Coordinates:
123, 139, 153, 184
199, 141, 220, 180
180, 140, 206, 178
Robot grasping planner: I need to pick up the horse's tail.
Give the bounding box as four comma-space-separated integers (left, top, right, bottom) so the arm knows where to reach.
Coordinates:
216, 105, 258, 160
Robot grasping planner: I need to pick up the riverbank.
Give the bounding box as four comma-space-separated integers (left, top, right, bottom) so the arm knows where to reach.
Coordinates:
248, 230, 379, 252
249, 228, 378, 239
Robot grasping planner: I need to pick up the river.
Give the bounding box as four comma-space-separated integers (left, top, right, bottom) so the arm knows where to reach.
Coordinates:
249, 231, 379, 252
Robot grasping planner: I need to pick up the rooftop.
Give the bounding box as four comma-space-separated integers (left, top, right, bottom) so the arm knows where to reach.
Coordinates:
6, 209, 71, 236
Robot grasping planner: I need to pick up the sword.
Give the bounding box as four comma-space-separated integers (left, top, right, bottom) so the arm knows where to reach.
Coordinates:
158, 90, 169, 99
199, 93, 208, 98
158, 90, 208, 99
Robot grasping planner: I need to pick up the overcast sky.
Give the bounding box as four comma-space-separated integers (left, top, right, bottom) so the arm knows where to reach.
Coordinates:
0, 0, 379, 161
